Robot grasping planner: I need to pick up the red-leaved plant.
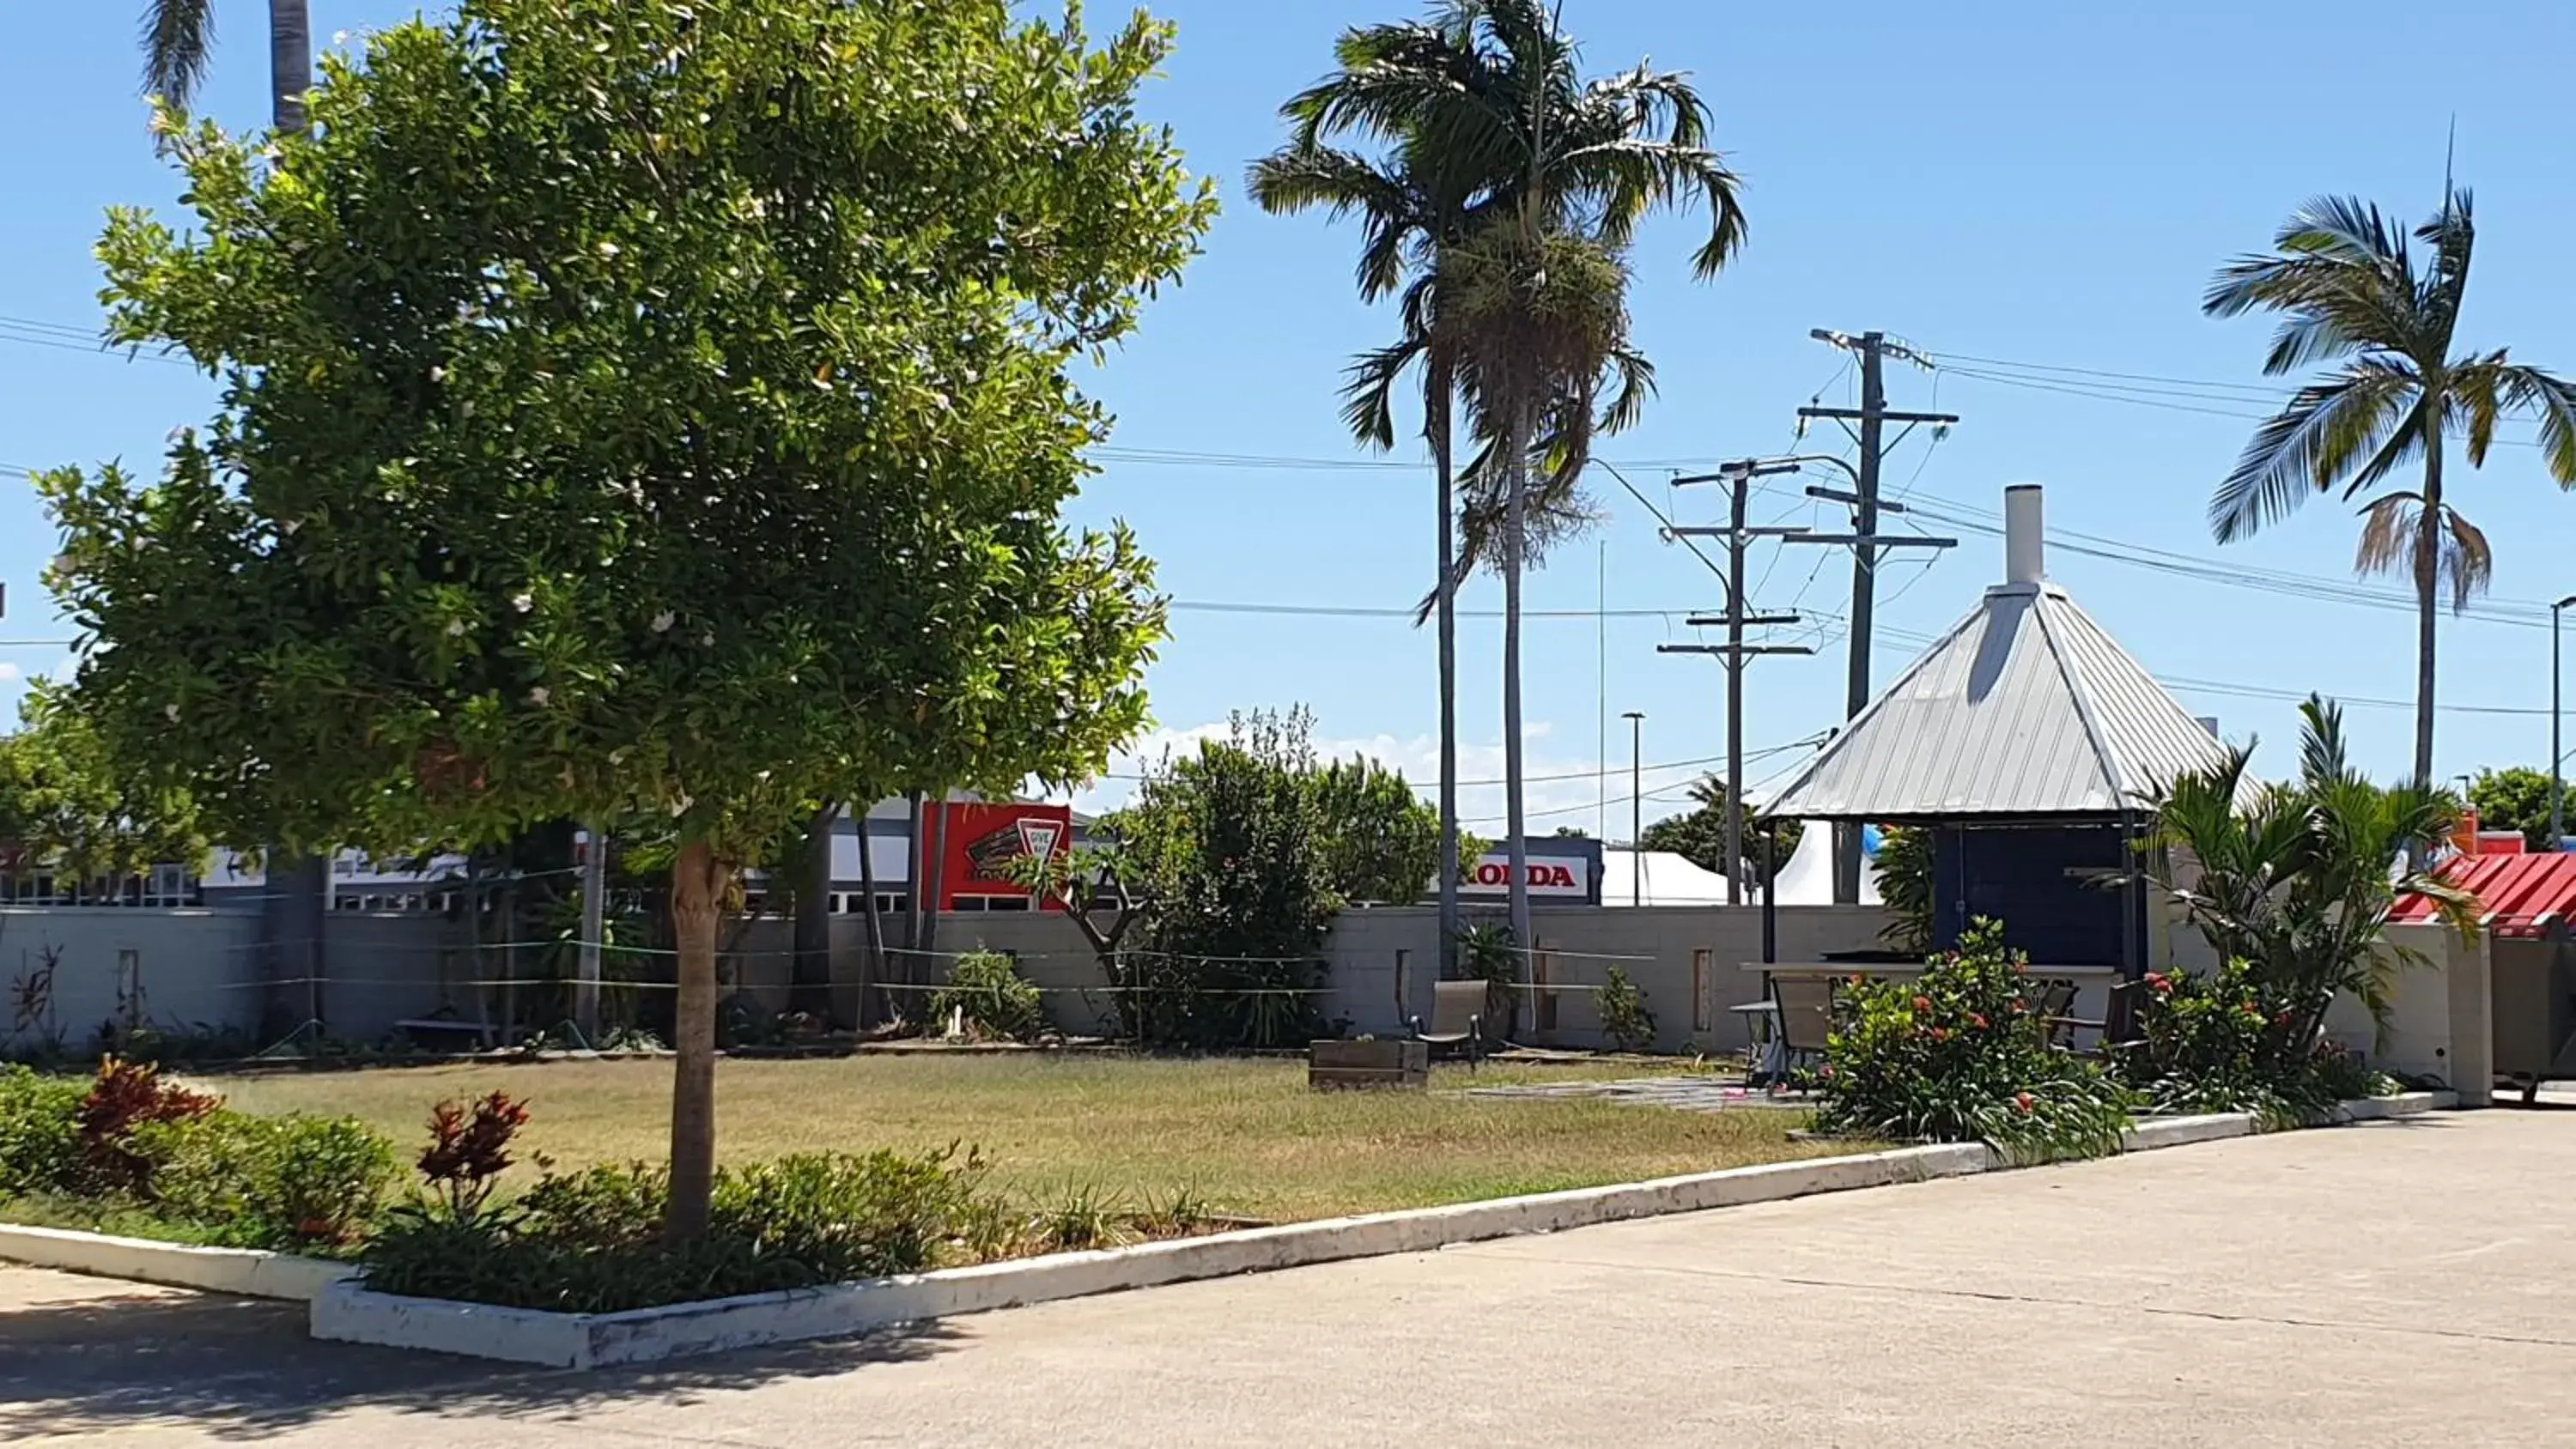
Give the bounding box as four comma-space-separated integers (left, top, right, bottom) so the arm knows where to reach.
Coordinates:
76, 1055, 222, 1193
416, 1092, 532, 1223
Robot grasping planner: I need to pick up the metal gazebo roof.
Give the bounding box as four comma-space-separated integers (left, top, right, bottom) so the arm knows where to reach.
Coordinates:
1763, 493, 2233, 823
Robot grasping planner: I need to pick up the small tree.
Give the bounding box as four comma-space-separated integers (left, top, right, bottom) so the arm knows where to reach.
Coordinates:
1639, 775, 1801, 884
2467, 767, 2556, 852
39, 0, 1210, 1238
1311, 756, 1443, 906
0, 688, 204, 894
2137, 695, 2476, 1051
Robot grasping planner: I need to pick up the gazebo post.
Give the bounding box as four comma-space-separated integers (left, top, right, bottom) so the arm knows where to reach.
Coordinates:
1761, 819, 1779, 965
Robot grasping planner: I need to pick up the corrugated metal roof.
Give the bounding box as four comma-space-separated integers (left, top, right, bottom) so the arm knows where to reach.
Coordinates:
1764, 582, 2234, 822
2396, 852, 2576, 937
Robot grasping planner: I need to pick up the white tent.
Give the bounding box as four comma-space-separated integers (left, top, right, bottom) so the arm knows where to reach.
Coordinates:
1597, 848, 1736, 906
1758, 822, 1882, 906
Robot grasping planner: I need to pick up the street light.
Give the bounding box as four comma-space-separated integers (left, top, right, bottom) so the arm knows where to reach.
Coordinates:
2554, 596, 2576, 852
1621, 712, 1644, 906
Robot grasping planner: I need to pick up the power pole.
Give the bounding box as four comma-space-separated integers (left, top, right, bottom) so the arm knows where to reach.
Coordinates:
1800, 330, 1959, 900
1663, 461, 1814, 905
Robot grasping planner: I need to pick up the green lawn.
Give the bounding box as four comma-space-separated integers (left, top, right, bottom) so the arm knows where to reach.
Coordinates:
199, 1054, 1827, 1222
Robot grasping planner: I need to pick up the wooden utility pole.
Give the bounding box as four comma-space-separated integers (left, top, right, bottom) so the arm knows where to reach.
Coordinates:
1664, 461, 1814, 904
1799, 330, 1959, 900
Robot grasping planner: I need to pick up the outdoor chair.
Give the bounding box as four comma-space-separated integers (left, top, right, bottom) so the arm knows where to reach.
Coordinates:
2025, 979, 2081, 1046
1771, 978, 1836, 1083
1410, 979, 1487, 1067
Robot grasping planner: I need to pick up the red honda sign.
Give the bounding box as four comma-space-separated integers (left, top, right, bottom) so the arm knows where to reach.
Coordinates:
1459, 851, 1591, 898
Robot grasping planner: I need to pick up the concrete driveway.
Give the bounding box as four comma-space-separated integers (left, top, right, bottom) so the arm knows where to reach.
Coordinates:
6, 1111, 2570, 1447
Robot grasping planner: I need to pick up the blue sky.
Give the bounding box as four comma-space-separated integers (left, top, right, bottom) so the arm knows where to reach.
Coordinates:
7, 1, 2576, 833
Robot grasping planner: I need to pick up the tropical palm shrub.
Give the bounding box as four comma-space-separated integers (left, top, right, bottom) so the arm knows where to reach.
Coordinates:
2136, 694, 2474, 1057
927, 951, 1048, 1043
1815, 920, 2133, 1162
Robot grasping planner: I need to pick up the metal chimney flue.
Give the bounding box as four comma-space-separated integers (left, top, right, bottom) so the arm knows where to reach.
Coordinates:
2003, 484, 2044, 585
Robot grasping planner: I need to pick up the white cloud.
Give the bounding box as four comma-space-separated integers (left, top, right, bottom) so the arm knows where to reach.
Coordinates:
0, 663, 20, 682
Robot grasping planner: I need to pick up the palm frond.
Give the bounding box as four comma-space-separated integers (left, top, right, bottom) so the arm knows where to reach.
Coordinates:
2209, 368, 2414, 543
2353, 493, 2491, 614
2275, 194, 2407, 268
139, 0, 216, 110
1339, 340, 1425, 452
2492, 363, 2576, 484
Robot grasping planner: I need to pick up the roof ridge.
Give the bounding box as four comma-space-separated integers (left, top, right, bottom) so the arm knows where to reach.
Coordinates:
2030, 590, 2129, 804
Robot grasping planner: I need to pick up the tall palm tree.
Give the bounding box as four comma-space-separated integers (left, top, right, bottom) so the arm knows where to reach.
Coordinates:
141, 0, 313, 134
1251, 0, 1743, 951
2206, 189, 2576, 789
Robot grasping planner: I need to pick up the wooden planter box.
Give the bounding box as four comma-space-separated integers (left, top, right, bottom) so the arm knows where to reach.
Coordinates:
1308, 1038, 1430, 1092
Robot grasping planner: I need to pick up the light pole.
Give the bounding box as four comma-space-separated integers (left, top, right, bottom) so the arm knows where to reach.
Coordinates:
2555, 596, 2576, 851
1622, 712, 1644, 906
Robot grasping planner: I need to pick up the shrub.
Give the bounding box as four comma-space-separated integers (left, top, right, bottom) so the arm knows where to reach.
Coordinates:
416, 1092, 531, 1222
927, 951, 1047, 1042
0, 1065, 85, 1196
76, 1056, 221, 1193
1595, 967, 1656, 1052
2120, 961, 2401, 1120
133, 1113, 398, 1250
1815, 920, 2133, 1162
1452, 919, 1520, 1039
711, 1147, 988, 1281
361, 1104, 994, 1313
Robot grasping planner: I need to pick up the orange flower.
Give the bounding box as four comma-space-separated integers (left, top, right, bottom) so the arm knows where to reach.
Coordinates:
2014, 1092, 2034, 1113
1911, 995, 1933, 1014
1969, 1013, 1989, 1030
1930, 1026, 1950, 1043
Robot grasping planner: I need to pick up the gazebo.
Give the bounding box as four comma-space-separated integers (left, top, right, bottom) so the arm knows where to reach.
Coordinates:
1755, 484, 2235, 991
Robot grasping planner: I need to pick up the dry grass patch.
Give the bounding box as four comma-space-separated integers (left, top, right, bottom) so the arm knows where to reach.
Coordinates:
203, 1054, 1830, 1222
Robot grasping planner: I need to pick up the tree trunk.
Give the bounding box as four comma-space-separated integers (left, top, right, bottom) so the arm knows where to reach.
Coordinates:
918, 794, 949, 975
268, 0, 311, 134
1431, 354, 1461, 979
790, 803, 837, 1023
855, 803, 885, 1028
2412, 413, 2445, 793
1502, 403, 1532, 971
666, 837, 730, 1242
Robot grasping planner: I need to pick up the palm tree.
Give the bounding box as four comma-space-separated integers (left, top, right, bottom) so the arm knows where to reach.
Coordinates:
1251, 0, 1744, 949
2205, 190, 2576, 789
141, 0, 313, 134
2138, 695, 2475, 1054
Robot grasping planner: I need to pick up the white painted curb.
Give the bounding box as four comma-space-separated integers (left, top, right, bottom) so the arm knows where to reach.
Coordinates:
2327, 1090, 2455, 1123
2124, 1113, 2256, 1150
0, 1223, 350, 1301
313, 1141, 1990, 1368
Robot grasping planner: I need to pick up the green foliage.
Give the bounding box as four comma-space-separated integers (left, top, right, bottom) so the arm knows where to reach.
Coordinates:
2120, 961, 2401, 1121
1595, 966, 1656, 1052
361, 1147, 989, 1313
1310, 756, 1444, 906
44, 0, 1211, 863
1816, 921, 2133, 1162
2140, 695, 2471, 1051
1449, 919, 1521, 1038
0, 1066, 85, 1196
1103, 710, 1339, 1049
1, 1062, 396, 1252
1637, 776, 1802, 885
927, 951, 1047, 1044
131, 1113, 398, 1250
2469, 767, 2560, 852
1872, 826, 1935, 954
0, 689, 205, 888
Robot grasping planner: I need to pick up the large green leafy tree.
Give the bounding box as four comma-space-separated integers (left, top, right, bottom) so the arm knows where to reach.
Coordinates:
0, 688, 204, 890
142, 0, 313, 133
2467, 766, 2557, 852
1249, 0, 1742, 955
1637, 774, 1800, 887
2205, 191, 2576, 791
40, 0, 1211, 1238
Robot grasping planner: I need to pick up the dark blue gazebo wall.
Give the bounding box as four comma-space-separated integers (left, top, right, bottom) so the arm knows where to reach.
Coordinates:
1930, 823, 2130, 967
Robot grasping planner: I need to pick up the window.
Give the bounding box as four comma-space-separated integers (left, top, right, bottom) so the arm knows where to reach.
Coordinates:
1692, 949, 1713, 1033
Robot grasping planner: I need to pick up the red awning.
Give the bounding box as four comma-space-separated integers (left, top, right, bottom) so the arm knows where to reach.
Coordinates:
2394, 852, 2576, 938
